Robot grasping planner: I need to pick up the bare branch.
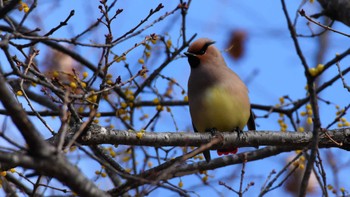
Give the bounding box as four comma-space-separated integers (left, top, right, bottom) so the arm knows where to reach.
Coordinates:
52, 123, 350, 150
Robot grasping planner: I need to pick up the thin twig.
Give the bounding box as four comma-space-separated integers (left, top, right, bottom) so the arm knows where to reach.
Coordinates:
19, 49, 55, 135
259, 152, 302, 196
336, 61, 350, 92
299, 9, 350, 38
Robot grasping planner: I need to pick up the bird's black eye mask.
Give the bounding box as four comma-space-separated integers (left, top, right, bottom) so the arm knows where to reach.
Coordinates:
194, 41, 215, 55
185, 41, 215, 68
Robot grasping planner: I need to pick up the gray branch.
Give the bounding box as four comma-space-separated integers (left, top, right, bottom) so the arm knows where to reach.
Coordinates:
63, 124, 350, 150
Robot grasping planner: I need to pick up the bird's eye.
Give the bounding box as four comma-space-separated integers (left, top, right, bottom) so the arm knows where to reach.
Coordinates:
199, 49, 206, 55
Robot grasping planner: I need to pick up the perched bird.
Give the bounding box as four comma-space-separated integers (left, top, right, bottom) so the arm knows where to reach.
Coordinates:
185, 38, 255, 162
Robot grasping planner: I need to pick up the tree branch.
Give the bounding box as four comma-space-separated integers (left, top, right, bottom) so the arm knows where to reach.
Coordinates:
0, 151, 109, 197
110, 146, 297, 196
53, 124, 350, 150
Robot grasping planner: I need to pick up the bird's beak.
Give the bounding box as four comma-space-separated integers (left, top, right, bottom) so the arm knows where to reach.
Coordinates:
184, 52, 196, 57
208, 41, 216, 46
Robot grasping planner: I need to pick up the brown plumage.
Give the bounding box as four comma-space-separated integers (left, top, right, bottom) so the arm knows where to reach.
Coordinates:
185, 38, 255, 162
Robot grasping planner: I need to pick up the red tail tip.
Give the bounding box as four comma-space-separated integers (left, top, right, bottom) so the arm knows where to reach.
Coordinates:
217, 148, 238, 156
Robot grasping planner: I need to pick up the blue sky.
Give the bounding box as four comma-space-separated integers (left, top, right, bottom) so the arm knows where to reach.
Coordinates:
1, 0, 350, 196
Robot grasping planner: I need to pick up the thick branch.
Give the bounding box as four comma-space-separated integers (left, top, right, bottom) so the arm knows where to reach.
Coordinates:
0, 55, 53, 156
0, 151, 109, 197
0, 0, 20, 19
317, 0, 350, 27
59, 124, 350, 150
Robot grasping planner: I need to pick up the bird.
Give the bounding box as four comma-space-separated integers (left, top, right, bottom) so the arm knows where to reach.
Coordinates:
185, 38, 255, 162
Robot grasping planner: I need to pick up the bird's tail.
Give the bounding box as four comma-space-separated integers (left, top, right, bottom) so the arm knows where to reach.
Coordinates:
203, 150, 211, 162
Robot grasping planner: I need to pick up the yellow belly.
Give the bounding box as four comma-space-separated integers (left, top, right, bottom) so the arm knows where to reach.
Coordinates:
193, 86, 250, 132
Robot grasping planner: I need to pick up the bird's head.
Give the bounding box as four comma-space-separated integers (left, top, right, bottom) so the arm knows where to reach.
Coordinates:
184, 38, 216, 68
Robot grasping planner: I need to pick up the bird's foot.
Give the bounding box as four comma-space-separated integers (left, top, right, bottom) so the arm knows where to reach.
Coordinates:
205, 127, 217, 136
206, 128, 224, 140
232, 127, 243, 138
